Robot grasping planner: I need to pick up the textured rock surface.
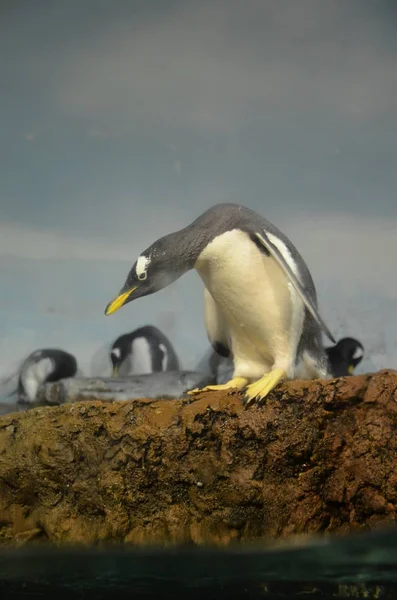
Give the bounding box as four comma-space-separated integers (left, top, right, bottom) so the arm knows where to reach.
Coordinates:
0, 369, 396, 547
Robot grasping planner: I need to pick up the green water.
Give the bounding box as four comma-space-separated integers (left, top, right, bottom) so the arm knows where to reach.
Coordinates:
0, 528, 396, 599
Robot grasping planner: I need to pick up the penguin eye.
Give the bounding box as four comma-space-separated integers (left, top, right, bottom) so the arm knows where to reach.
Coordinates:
138, 272, 147, 281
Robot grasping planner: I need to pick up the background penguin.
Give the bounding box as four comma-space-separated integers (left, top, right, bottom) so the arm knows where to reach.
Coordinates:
196, 347, 234, 384
200, 335, 365, 384
326, 337, 364, 377
104, 203, 335, 404
110, 325, 180, 376
17, 348, 78, 403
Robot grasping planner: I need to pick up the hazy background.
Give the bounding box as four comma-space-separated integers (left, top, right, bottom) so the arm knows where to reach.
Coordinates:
1, 0, 396, 381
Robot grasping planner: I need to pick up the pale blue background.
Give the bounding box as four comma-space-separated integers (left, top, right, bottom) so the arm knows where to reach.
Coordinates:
1, 0, 396, 380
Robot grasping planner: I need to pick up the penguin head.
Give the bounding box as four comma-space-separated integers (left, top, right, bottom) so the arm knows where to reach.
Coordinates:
105, 233, 193, 316
336, 337, 364, 374
110, 344, 128, 376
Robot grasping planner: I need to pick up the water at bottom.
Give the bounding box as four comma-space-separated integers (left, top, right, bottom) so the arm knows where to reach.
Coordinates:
0, 528, 396, 599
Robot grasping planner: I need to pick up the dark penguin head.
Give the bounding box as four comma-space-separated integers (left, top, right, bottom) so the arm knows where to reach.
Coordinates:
18, 348, 78, 403
104, 203, 258, 316
110, 325, 180, 376
326, 337, 364, 377
104, 232, 197, 316
110, 335, 132, 376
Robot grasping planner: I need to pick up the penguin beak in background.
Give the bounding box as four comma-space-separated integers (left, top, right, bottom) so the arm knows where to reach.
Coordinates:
105, 287, 137, 316
112, 365, 119, 376
348, 365, 354, 375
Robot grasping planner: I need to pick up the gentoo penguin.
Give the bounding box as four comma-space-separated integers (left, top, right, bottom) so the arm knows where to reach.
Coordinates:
18, 348, 78, 403
110, 325, 180, 376
201, 335, 365, 384
326, 337, 364, 377
104, 203, 335, 404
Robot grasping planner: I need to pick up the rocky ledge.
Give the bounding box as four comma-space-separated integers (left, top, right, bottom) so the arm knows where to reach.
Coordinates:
0, 369, 396, 547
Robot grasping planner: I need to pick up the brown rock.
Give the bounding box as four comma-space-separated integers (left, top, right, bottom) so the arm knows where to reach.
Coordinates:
0, 369, 396, 547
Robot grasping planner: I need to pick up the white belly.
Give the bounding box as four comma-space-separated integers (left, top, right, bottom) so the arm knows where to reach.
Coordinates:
130, 337, 153, 374
21, 358, 54, 402
195, 230, 304, 379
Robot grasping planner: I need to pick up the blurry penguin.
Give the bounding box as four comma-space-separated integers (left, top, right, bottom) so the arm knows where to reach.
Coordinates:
110, 325, 180, 377
17, 348, 78, 403
201, 336, 365, 383
326, 337, 364, 377
196, 347, 233, 384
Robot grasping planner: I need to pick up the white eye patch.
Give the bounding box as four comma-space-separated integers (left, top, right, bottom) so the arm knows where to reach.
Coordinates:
352, 347, 363, 360
111, 348, 121, 358
136, 255, 151, 280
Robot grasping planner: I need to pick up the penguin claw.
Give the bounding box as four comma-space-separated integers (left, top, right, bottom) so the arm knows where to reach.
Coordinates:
187, 377, 249, 396
244, 368, 286, 406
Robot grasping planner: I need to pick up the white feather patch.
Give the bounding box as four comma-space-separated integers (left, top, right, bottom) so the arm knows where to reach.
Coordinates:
136, 255, 151, 279
21, 358, 54, 402
130, 337, 153, 374
353, 347, 363, 360
255, 231, 335, 344
266, 233, 299, 277
159, 343, 168, 370
266, 232, 304, 374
